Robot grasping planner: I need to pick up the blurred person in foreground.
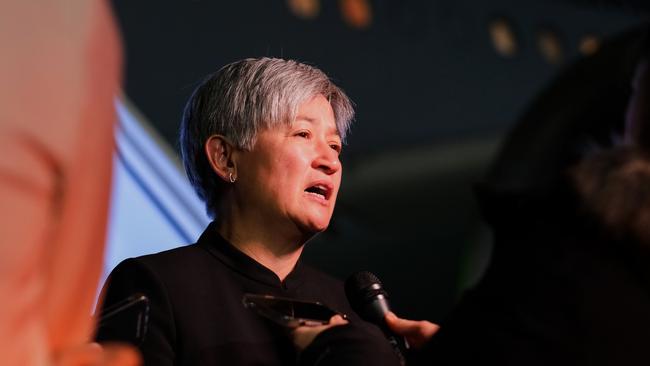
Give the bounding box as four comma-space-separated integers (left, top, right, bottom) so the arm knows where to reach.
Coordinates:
421, 29, 650, 366
95, 57, 398, 366
294, 28, 650, 366
0, 0, 139, 365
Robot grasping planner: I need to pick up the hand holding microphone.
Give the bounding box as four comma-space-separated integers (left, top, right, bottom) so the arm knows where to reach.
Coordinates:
345, 271, 439, 363
385, 311, 439, 349
292, 271, 439, 366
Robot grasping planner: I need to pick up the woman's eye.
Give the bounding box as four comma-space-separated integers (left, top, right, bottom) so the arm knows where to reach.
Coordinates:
295, 131, 310, 138
330, 144, 342, 154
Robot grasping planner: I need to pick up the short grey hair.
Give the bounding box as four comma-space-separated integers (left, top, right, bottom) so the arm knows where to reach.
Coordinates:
179, 57, 354, 218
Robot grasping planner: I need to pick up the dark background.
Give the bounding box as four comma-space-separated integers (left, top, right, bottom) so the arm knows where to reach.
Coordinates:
112, 0, 647, 321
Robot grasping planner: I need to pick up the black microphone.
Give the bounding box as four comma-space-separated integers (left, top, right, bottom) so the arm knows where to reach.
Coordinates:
345, 271, 407, 365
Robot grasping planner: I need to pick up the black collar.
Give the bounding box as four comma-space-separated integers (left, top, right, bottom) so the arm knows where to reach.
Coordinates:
197, 221, 306, 290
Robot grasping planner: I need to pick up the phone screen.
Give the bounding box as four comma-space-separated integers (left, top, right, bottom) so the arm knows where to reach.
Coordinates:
242, 293, 342, 327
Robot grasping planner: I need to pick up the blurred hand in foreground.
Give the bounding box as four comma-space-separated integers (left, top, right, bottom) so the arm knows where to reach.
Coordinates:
54, 342, 141, 366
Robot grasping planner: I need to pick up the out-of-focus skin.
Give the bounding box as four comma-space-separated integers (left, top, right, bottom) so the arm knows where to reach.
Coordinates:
0, 0, 139, 364
54, 343, 141, 366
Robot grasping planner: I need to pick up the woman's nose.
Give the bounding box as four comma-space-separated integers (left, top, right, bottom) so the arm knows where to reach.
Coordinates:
312, 141, 341, 174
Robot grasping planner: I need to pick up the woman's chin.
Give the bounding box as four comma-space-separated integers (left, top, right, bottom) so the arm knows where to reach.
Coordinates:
287, 210, 334, 239
296, 219, 330, 237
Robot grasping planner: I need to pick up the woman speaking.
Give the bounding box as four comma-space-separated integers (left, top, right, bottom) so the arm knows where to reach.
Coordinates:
95, 58, 395, 365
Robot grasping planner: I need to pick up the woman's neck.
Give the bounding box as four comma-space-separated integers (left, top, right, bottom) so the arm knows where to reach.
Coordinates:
216, 217, 306, 282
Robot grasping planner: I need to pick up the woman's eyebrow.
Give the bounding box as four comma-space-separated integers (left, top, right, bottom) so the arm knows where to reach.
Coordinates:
293, 116, 340, 137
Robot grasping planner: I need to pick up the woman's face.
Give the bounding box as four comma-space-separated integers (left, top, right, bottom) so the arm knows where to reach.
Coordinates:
235, 94, 343, 237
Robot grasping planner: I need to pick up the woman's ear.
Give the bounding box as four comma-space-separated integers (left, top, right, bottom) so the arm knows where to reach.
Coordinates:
205, 135, 237, 182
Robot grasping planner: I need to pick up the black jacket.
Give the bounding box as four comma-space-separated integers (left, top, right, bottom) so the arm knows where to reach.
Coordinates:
95, 222, 389, 366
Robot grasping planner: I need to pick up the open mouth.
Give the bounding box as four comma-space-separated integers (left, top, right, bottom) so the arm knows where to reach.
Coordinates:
304, 183, 331, 201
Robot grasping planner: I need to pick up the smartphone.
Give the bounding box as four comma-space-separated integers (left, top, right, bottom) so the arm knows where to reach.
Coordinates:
97, 293, 149, 345
242, 293, 344, 328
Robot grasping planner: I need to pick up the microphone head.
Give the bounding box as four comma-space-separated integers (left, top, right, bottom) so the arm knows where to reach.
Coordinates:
345, 271, 390, 317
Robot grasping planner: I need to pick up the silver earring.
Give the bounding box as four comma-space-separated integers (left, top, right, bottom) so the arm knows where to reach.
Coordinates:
229, 172, 236, 183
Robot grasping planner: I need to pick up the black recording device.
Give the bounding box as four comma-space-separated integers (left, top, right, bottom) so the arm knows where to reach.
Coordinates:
97, 293, 150, 345
242, 293, 344, 328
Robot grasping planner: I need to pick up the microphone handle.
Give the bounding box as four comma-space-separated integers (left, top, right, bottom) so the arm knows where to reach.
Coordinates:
366, 297, 408, 366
